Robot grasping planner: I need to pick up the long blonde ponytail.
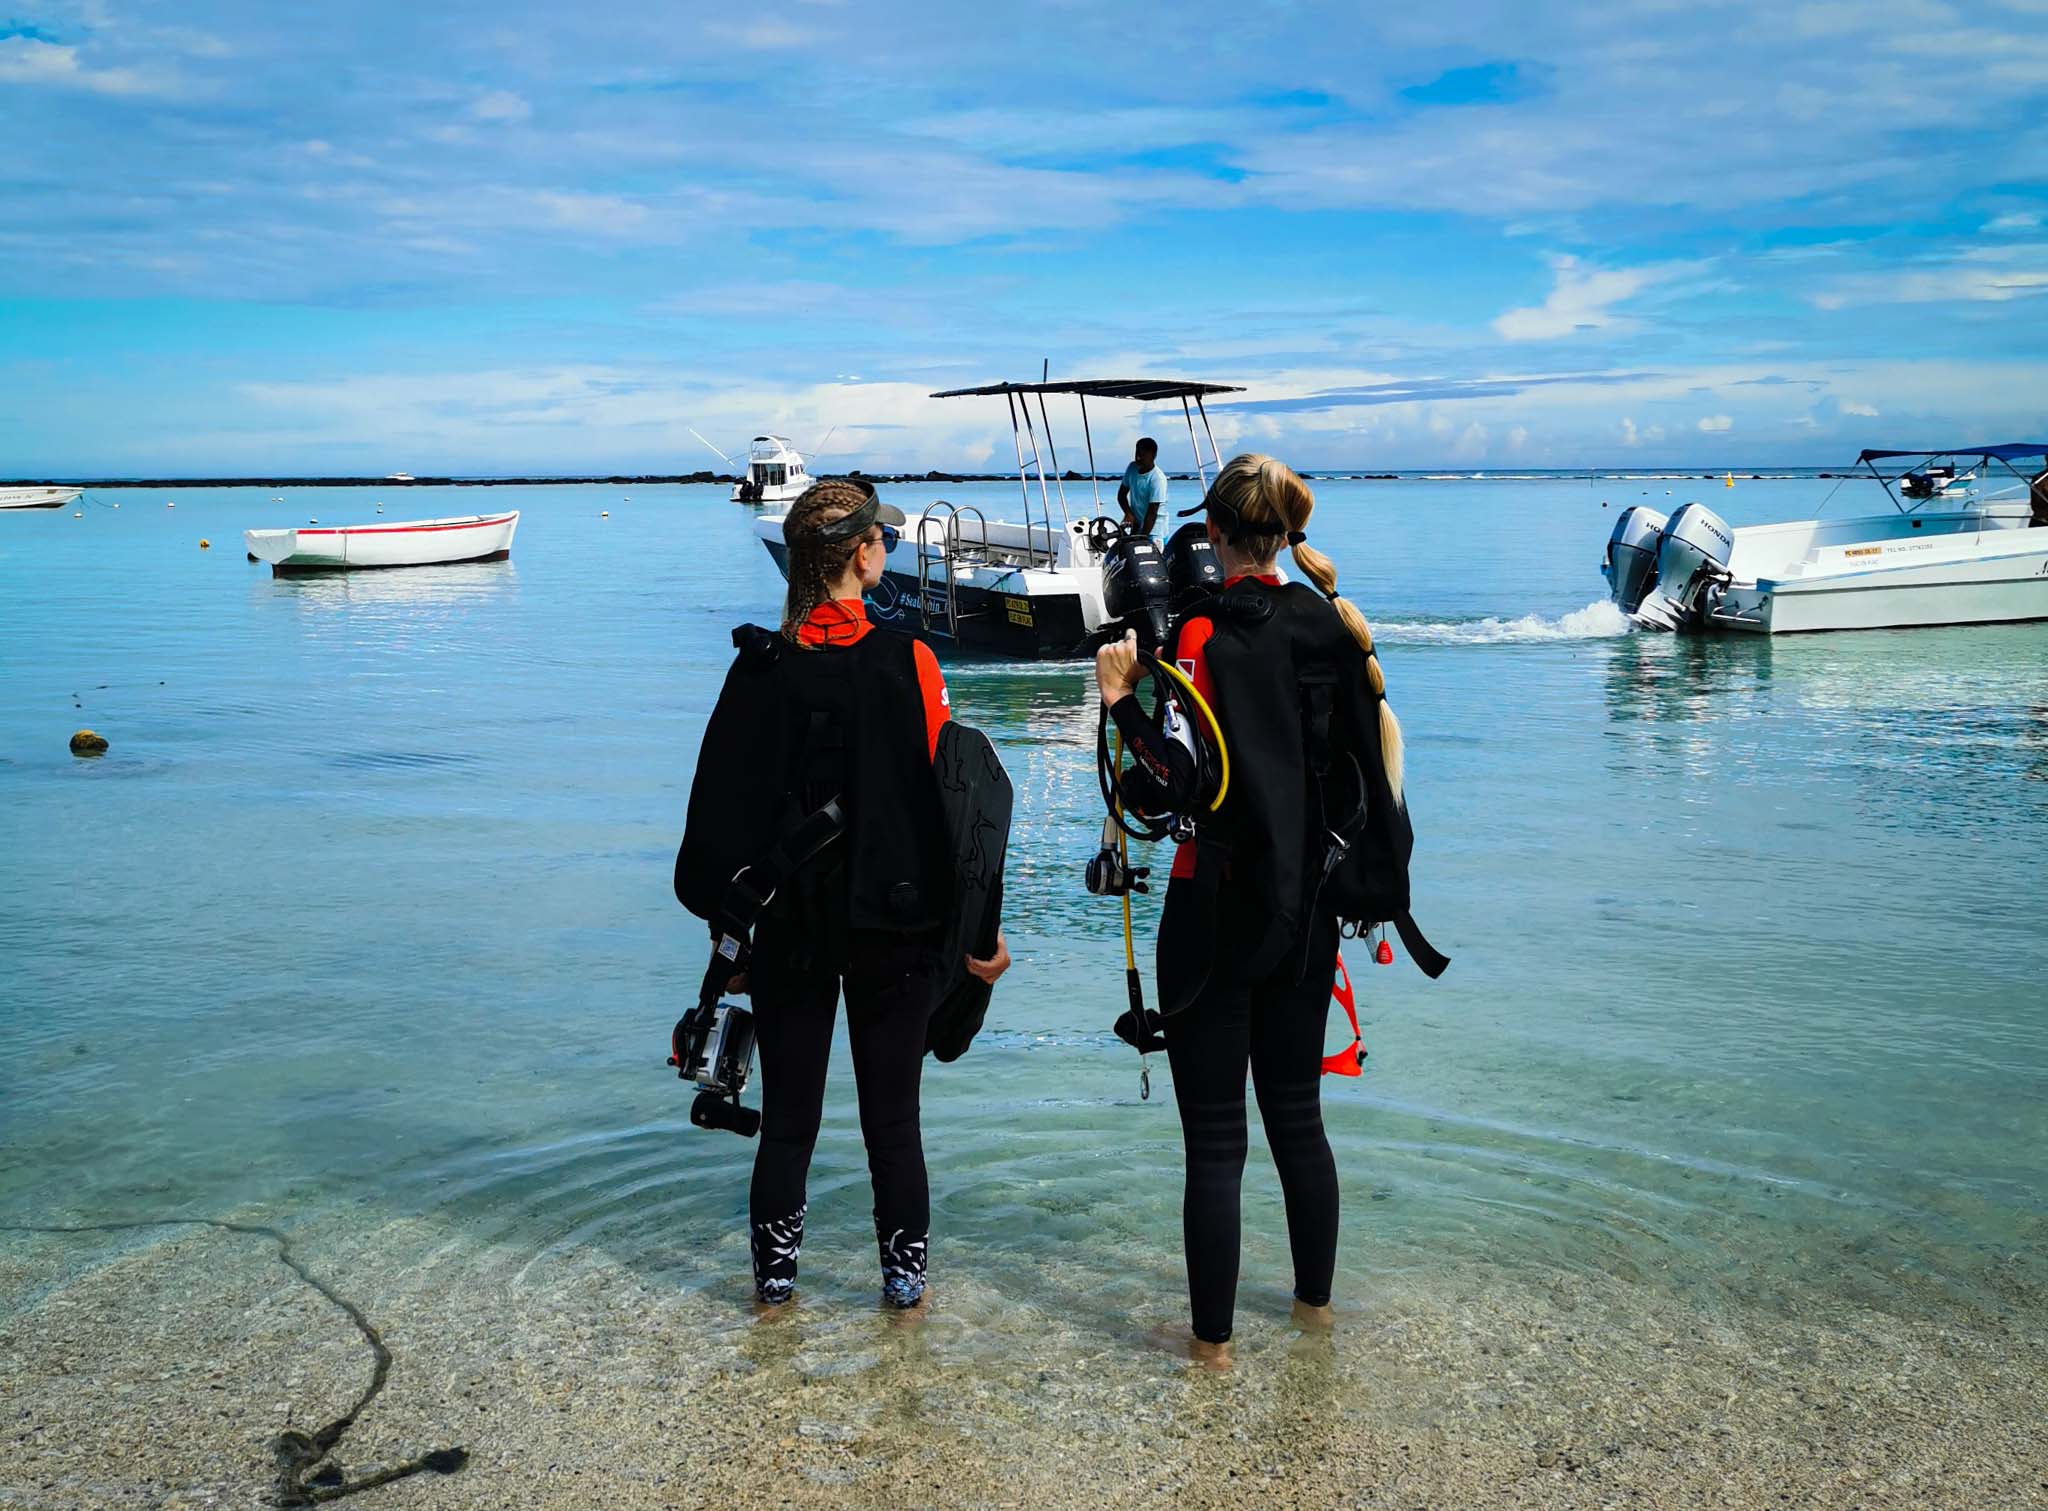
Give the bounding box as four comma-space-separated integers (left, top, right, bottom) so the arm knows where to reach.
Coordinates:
1206, 454, 1406, 802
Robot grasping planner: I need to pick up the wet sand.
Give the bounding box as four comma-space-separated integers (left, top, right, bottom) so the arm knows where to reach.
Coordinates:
4, 1214, 2043, 1509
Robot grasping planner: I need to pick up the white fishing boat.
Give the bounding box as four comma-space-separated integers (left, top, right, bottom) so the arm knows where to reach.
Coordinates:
1602, 445, 2048, 634
244, 511, 518, 575
0, 485, 82, 510
689, 428, 821, 504
754, 377, 1242, 658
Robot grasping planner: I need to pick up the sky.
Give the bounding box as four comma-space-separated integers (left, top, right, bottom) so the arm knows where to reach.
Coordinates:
2, 0, 2046, 475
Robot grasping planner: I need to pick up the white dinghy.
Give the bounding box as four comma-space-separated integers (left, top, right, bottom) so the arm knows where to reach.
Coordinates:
245, 511, 519, 575
0, 486, 83, 510
754, 378, 1242, 658
1602, 445, 2048, 634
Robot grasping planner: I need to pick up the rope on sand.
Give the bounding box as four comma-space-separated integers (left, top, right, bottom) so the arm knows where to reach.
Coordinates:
2, 1217, 468, 1506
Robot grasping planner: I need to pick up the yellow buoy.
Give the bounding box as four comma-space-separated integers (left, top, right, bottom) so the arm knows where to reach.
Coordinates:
1725, 472, 1734, 488
199, 538, 211, 549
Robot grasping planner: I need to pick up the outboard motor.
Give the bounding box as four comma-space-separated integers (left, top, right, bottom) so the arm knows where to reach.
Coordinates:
1163, 520, 1225, 610
1632, 502, 1734, 631
1099, 532, 1174, 651
1602, 506, 1667, 615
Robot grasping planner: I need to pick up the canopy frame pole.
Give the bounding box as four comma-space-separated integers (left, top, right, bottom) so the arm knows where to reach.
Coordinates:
1195, 395, 1223, 480
1005, 393, 1036, 535
1035, 391, 1072, 542
1017, 392, 1056, 564
1080, 394, 1102, 516
1181, 396, 1210, 495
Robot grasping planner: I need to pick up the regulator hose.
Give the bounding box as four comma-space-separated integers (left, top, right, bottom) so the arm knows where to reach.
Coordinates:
1094, 647, 1230, 844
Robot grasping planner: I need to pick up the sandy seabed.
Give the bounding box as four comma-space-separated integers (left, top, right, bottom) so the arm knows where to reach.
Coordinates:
2, 1213, 2044, 1511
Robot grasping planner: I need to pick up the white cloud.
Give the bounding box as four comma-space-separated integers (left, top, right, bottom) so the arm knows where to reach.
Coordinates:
0, 35, 166, 94
705, 19, 817, 49
1494, 256, 1691, 340
1985, 211, 2041, 232
1840, 400, 1878, 416
1698, 415, 1733, 432
470, 90, 531, 124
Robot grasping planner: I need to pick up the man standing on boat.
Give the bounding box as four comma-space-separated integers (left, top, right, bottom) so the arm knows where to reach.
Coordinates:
1118, 437, 1169, 538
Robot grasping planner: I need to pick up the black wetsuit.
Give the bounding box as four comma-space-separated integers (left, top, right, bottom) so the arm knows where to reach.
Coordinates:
676, 604, 953, 1307
1110, 576, 1417, 1343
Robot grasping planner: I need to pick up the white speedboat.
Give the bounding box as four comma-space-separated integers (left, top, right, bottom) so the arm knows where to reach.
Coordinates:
731, 435, 812, 504
754, 377, 1242, 658
1602, 445, 2048, 634
1, 486, 82, 510
244, 511, 518, 575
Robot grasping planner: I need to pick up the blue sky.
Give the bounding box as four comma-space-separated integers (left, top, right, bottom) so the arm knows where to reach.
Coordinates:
2, 0, 2045, 474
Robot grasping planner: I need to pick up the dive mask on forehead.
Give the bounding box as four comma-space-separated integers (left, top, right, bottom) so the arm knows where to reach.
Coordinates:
1183, 490, 1306, 547
796, 480, 908, 545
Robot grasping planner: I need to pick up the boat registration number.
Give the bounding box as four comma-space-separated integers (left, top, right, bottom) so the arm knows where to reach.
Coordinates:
1005, 595, 1034, 627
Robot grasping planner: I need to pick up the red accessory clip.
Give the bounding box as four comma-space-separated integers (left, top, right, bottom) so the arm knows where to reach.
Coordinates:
1375, 936, 1394, 966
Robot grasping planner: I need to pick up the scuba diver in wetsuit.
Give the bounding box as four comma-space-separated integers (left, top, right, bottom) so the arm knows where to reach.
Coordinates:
1094, 453, 1422, 1366
676, 479, 1011, 1311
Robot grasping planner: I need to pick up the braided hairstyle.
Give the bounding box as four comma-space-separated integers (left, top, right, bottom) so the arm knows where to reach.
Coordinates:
1205, 453, 1405, 802
778, 479, 873, 648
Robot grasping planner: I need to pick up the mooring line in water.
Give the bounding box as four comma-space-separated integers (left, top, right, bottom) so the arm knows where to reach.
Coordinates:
2, 1218, 468, 1506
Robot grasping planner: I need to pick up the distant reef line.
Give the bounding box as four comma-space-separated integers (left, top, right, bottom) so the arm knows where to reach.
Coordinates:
5, 468, 1836, 489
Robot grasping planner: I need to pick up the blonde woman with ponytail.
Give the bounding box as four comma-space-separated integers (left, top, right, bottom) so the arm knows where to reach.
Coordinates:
678, 480, 1009, 1314
1095, 453, 1433, 1366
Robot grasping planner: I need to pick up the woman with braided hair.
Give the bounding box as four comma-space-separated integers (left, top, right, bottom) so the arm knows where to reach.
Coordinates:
678, 478, 1010, 1312
1095, 453, 1425, 1366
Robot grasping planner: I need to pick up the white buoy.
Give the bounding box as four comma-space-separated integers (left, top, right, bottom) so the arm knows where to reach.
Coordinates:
73, 510, 83, 518
601, 510, 610, 518
111, 502, 119, 509
309, 517, 318, 524
166, 501, 175, 508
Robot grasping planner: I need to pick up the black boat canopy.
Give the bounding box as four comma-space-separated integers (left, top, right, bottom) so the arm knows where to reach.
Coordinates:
1857, 444, 2048, 464
931, 378, 1244, 401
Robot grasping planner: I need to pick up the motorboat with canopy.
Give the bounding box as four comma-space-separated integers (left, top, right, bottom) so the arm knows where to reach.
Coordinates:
753, 377, 1242, 657
1602, 444, 2048, 633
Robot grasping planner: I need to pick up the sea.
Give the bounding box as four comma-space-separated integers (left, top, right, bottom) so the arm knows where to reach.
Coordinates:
2, 476, 2044, 1495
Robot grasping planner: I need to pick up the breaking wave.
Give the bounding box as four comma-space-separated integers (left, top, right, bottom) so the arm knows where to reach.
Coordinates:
1377, 600, 1631, 646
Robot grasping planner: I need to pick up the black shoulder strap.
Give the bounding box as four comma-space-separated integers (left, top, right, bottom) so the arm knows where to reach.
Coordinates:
701, 798, 847, 1008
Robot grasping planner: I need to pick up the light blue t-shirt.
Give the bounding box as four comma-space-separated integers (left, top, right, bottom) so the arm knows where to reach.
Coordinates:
1122, 462, 1168, 520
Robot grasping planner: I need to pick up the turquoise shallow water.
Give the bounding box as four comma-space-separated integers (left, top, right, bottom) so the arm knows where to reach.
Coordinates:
2, 479, 2045, 1336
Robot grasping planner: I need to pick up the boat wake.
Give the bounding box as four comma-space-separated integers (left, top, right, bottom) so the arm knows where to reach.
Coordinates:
1377, 600, 1632, 646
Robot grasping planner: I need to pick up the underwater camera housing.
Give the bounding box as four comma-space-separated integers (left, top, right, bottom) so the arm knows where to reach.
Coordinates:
671, 1000, 761, 1137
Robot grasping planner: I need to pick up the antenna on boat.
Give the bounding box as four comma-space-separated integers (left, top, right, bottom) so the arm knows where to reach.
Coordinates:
803, 426, 838, 459
688, 427, 734, 466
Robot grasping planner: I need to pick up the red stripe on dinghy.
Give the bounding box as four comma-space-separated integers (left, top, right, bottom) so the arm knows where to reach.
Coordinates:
296, 515, 515, 537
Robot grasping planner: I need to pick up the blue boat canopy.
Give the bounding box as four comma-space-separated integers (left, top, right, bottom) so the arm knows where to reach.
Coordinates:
1858, 444, 2048, 464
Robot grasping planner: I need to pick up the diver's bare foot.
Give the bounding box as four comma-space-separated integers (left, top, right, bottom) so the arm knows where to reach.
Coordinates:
1291, 1299, 1336, 1331
1188, 1337, 1234, 1371
751, 1294, 797, 1320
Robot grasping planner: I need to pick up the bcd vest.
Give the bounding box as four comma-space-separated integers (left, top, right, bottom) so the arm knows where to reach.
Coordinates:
675, 625, 953, 961
1156, 580, 1442, 1010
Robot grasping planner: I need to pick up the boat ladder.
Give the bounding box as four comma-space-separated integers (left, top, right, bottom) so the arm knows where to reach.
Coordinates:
915, 502, 990, 639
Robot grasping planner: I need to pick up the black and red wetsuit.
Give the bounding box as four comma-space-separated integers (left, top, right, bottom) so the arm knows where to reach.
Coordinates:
1106, 574, 1344, 1345
678, 599, 953, 1308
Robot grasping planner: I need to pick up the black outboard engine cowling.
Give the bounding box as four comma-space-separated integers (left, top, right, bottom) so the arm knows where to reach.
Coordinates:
1163, 520, 1225, 610
1632, 502, 1735, 631
1099, 532, 1174, 651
